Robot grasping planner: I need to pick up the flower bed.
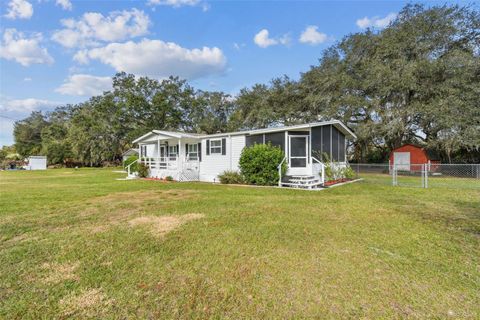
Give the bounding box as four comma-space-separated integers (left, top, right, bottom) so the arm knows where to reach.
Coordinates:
324, 178, 352, 187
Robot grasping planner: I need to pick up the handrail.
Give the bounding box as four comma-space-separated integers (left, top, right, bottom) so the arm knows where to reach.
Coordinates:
278, 156, 287, 187
311, 157, 325, 185
126, 159, 139, 177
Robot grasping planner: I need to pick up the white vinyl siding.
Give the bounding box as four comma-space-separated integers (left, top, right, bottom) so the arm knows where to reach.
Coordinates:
230, 135, 246, 171
199, 135, 246, 182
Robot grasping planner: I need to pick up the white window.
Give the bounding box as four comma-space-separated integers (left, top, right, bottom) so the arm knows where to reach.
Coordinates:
168, 145, 178, 156
187, 144, 198, 160
140, 145, 147, 157
210, 139, 222, 154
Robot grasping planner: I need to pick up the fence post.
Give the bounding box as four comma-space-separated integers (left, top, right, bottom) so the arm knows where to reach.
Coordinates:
426, 164, 429, 188
421, 164, 424, 188
392, 164, 397, 186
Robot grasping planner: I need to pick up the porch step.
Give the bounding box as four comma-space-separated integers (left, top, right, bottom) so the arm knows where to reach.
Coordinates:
281, 175, 324, 189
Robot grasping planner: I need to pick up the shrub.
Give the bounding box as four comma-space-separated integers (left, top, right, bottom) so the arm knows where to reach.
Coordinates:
324, 162, 334, 181
218, 171, 245, 184
239, 143, 287, 186
137, 163, 149, 178
343, 166, 356, 179
123, 155, 138, 173
165, 176, 174, 181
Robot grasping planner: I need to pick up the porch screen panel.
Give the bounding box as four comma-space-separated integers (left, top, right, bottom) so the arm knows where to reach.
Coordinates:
246, 134, 263, 147
321, 125, 331, 159
311, 126, 322, 158
264, 132, 285, 152
339, 132, 345, 162
331, 126, 340, 161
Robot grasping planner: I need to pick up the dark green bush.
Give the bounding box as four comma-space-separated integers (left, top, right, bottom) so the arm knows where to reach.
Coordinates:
137, 163, 149, 178
218, 171, 245, 184
123, 155, 138, 172
239, 143, 287, 186
165, 176, 174, 181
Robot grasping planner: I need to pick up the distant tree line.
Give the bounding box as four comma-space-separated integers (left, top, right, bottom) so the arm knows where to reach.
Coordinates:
12, 4, 480, 165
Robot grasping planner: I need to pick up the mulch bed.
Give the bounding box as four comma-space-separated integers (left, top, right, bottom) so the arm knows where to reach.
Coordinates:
324, 178, 353, 187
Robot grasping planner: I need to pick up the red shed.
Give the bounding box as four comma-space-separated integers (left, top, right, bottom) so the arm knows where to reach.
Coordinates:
389, 144, 440, 171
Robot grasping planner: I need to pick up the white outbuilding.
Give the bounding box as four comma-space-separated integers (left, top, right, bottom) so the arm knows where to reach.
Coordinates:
27, 156, 47, 170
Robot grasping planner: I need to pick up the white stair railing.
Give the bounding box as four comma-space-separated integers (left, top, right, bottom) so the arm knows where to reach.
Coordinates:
126, 159, 139, 177
278, 156, 287, 187
311, 157, 325, 185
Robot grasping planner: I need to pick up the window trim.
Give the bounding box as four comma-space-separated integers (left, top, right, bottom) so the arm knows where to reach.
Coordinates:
187, 143, 198, 160
168, 145, 178, 156
209, 138, 222, 154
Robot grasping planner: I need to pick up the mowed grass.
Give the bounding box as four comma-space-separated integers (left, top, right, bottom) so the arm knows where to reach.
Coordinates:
0, 169, 479, 319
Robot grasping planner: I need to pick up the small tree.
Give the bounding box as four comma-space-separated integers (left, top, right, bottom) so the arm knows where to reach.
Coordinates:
137, 163, 149, 178
239, 143, 287, 186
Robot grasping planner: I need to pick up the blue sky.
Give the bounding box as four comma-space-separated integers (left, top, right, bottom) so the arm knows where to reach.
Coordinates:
0, 0, 448, 146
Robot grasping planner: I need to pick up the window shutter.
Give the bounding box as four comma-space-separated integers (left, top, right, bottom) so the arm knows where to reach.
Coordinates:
198, 142, 202, 162
222, 138, 226, 155
176, 144, 179, 155
185, 143, 188, 157
165, 142, 169, 156
206, 140, 210, 155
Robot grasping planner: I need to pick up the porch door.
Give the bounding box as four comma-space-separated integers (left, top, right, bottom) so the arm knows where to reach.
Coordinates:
288, 135, 308, 175
159, 145, 167, 162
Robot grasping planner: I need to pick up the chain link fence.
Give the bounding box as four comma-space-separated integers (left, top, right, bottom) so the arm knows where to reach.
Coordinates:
350, 163, 480, 190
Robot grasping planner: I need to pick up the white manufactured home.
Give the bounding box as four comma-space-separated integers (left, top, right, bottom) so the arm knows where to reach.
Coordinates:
131, 120, 356, 187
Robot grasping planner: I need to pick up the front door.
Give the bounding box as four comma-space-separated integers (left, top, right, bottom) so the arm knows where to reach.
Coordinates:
288, 135, 309, 175
159, 145, 166, 162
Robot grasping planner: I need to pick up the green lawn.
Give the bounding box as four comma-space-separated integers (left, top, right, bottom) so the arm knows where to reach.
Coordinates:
1, 169, 479, 319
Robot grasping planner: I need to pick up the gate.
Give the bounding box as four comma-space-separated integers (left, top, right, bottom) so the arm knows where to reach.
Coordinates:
392, 163, 480, 189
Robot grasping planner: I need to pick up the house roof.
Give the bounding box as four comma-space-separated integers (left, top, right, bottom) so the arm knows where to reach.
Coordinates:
202, 120, 356, 139
133, 120, 356, 144
121, 148, 138, 156
132, 130, 202, 143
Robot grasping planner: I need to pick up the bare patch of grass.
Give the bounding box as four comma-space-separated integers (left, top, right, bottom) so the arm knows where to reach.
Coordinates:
41, 261, 80, 284
59, 288, 113, 317
129, 213, 204, 237
78, 190, 199, 233
90, 189, 197, 206
81, 190, 197, 218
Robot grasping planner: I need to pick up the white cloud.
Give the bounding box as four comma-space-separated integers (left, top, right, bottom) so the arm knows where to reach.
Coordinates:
253, 29, 290, 48
55, 74, 112, 96
0, 98, 58, 113
52, 9, 150, 48
75, 39, 227, 80
148, 0, 200, 7
356, 13, 397, 29
56, 0, 72, 11
4, 0, 33, 20
299, 25, 327, 45
0, 29, 54, 66
24, 77, 32, 81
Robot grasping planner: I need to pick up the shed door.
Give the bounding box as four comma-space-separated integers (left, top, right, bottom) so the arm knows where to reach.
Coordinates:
394, 152, 410, 171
